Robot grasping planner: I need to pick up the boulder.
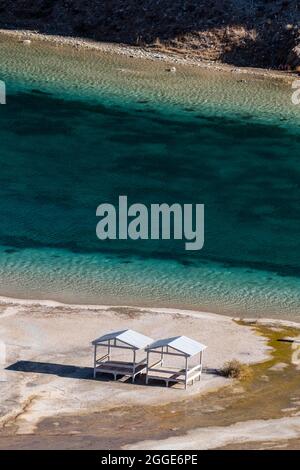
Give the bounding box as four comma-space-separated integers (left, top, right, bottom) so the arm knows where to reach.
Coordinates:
287, 44, 300, 69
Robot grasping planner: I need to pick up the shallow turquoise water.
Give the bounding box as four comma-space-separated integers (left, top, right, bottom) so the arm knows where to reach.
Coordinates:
0, 76, 300, 317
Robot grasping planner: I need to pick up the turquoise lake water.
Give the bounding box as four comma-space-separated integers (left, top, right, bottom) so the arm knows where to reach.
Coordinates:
0, 41, 300, 318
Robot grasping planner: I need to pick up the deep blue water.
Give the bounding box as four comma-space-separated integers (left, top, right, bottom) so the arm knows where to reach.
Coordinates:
0, 87, 300, 317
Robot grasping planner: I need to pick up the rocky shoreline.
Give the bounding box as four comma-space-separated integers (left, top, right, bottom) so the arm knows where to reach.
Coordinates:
0, 1, 299, 71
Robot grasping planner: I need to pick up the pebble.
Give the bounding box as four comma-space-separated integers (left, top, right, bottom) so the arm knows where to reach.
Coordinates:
269, 362, 288, 372
260, 375, 270, 382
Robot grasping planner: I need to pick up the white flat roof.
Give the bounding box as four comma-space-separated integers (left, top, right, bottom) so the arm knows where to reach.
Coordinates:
146, 335, 206, 357
92, 329, 153, 350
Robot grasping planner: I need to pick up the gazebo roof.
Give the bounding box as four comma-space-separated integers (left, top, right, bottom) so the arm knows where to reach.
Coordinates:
146, 335, 206, 357
92, 329, 153, 350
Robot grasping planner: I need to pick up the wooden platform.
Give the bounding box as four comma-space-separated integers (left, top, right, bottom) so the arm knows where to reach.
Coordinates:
94, 360, 147, 381
146, 364, 202, 388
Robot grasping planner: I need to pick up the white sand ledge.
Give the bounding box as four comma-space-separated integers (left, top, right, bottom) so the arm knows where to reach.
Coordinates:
125, 416, 300, 450
0, 297, 270, 435
1, 294, 300, 328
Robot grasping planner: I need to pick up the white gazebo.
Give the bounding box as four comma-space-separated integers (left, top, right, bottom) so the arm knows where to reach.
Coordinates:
92, 329, 153, 382
145, 335, 206, 389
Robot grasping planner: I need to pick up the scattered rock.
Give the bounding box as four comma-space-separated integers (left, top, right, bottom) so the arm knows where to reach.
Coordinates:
166, 66, 176, 73
260, 375, 270, 382
287, 44, 300, 69
269, 362, 288, 372
21, 39, 32, 45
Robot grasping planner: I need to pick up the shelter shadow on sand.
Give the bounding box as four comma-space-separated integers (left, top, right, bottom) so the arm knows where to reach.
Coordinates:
6, 360, 164, 385
6, 360, 115, 382
6, 361, 220, 386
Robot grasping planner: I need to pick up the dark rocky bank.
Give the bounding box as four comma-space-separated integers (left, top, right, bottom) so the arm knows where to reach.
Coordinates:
0, 0, 300, 69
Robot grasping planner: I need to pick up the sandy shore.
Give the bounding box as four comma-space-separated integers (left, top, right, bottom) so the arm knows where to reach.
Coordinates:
0, 297, 268, 440
0, 29, 296, 82
1, 296, 300, 449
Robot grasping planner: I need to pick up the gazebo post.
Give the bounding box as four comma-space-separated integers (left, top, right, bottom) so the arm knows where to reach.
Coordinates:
199, 350, 203, 381
93, 343, 97, 378
132, 349, 136, 383
185, 355, 188, 389
146, 350, 150, 384
161, 346, 164, 366
108, 339, 111, 361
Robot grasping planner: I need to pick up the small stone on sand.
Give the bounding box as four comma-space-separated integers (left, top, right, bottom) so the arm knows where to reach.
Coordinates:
269, 362, 288, 372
